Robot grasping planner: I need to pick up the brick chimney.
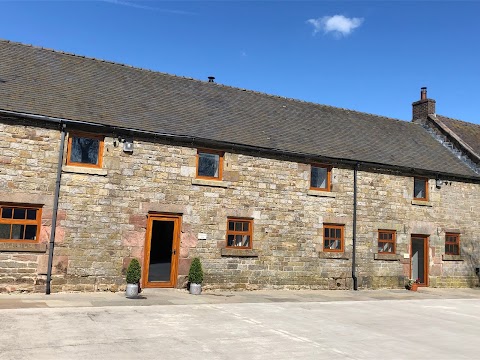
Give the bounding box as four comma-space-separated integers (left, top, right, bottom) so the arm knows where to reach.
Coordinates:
412, 87, 436, 123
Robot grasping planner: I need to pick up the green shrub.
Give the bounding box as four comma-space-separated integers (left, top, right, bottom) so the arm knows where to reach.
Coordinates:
126, 258, 142, 284
188, 257, 204, 284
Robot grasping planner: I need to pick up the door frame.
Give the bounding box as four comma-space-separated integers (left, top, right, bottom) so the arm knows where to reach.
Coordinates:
410, 234, 429, 287
142, 213, 181, 288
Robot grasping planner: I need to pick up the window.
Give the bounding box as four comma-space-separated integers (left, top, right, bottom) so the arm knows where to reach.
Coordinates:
0, 205, 41, 242
323, 224, 344, 252
226, 218, 252, 249
378, 230, 396, 254
66, 132, 104, 168
445, 233, 460, 255
310, 165, 331, 191
413, 177, 428, 200
196, 149, 223, 180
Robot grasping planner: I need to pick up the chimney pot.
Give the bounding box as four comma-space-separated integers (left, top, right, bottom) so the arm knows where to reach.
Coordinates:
208, 76, 215, 83
421, 87, 427, 100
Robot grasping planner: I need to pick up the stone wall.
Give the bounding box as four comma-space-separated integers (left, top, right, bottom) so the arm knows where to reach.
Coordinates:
0, 117, 479, 292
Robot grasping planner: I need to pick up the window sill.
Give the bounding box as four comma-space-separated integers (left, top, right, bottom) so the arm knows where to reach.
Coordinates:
374, 253, 402, 261
318, 251, 350, 260
63, 165, 107, 176
442, 254, 464, 261
411, 199, 432, 207
192, 178, 228, 188
0, 242, 47, 253
307, 190, 336, 198
221, 248, 258, 257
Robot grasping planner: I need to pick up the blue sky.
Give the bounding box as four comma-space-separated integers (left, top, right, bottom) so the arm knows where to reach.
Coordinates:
1, 0, 479, 124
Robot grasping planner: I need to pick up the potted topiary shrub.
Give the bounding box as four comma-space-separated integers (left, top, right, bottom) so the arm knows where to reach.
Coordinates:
188, 257, 204, 295
125, 258, 142, 298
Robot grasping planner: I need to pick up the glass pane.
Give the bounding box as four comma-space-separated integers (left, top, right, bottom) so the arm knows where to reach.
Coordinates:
235, 235, 242, 246
379, 242, 393, 253
453, 245, 459, 255
0, 224, 11, 239
311, 167, 328, 189
414, 178, 426, 198
70, 136, 100, 165
324, 228, 330, 237
11, 224, 24, 240
2, 208, 13, 219
198, 153, 219, 177
228, 221, 234, 231
235, 222, 242, 231
243, 222, 249, 232
336, 229, 341, 238
13, 208, 26, 219
227, 235, 235, 246
24, 225, 37, 240
242, 236, 250, 247
27, 209, 37, 220
332, 240, 340, 249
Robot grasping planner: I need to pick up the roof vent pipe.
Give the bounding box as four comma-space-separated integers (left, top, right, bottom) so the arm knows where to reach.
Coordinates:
208, 76, 215, 83
421, 87, 427, 100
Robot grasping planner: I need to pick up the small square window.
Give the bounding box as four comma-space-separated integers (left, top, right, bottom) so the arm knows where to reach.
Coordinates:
323, 224, 344, 252
197, 150, 223, 180
226, 218, 252, 249
0, 205, 41, 242
310, 165, 331, 191
414, 177, 428, 200
445, 233, 460, 256
378, 230, 396, 254
67, 132, 104, 168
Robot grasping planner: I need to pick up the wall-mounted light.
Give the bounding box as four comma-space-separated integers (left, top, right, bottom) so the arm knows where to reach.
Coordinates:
435, 178, 443, 189
123, 138, 134, 153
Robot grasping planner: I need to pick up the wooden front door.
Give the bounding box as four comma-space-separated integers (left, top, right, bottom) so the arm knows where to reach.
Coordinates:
143, 214, 181, 288
410, 235, 429, 286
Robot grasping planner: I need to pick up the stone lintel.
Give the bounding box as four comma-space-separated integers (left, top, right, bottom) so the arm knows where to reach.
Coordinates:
0, 192, 54, 207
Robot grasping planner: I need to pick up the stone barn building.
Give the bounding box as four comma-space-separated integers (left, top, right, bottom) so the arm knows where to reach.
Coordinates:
0, 40, 479, 293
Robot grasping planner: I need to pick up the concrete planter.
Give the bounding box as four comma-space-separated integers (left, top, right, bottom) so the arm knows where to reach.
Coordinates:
189, 283, 202, 295
126, 283, 139, 298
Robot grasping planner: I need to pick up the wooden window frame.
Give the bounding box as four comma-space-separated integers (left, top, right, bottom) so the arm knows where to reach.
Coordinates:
378, 230, 396, 254
196, 149, 224, 180
66, 131, 104, 169
445, 233, 460, 256
310, 164, 332, 192
323, 224, 344, 252
0, 204, 42, 243
413, 177, 428, 201
226, 218, 253, 249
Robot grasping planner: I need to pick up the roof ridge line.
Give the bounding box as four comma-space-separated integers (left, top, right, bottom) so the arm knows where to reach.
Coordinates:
0, 38, 408, 124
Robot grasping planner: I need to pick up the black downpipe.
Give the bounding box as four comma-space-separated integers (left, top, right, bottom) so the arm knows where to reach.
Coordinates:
46, 123, 66, 295
352, 162, 359, 290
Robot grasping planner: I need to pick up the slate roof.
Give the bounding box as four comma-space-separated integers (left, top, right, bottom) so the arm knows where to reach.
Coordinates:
0, 39, 478, 179
434, 115, 480, 161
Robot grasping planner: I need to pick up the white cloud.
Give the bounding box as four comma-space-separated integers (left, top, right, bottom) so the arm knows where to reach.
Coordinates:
307, 15, 364, 37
